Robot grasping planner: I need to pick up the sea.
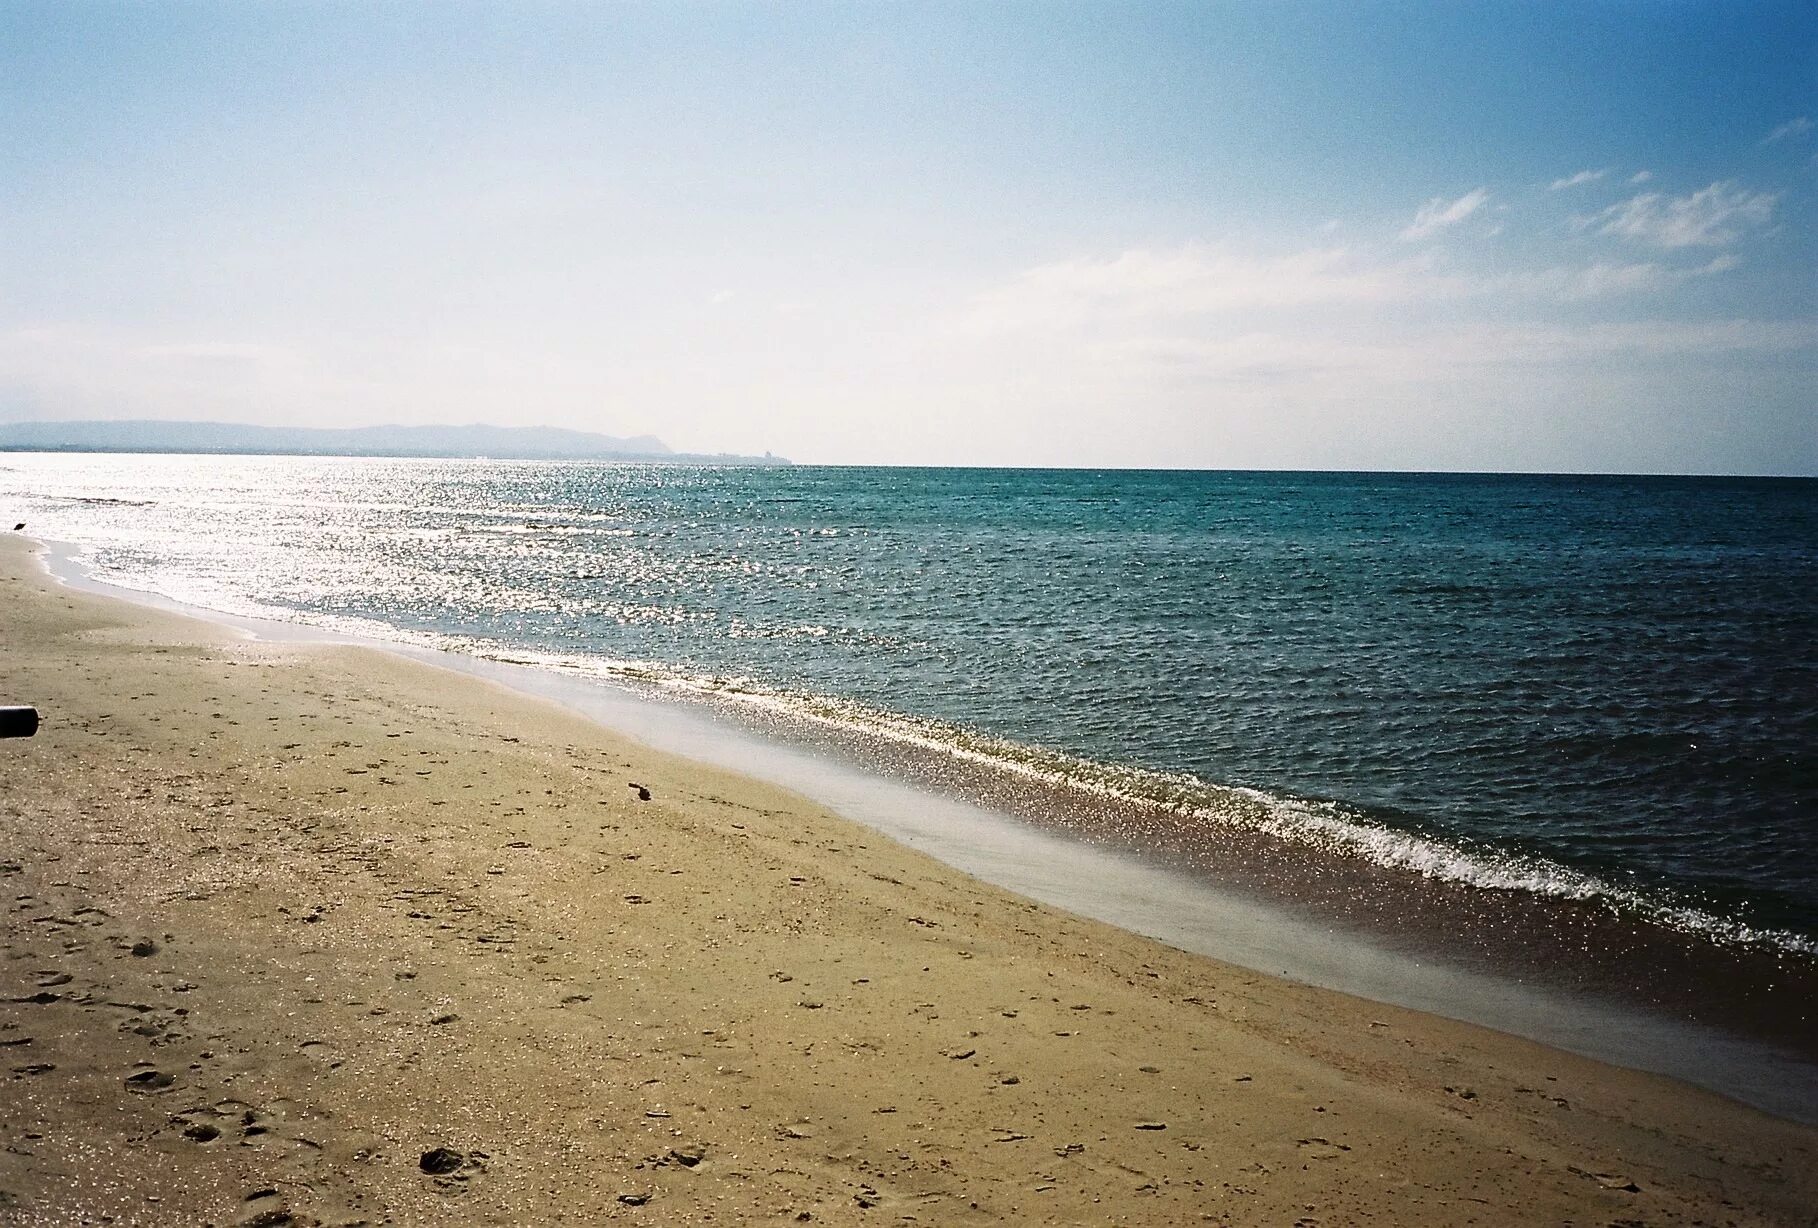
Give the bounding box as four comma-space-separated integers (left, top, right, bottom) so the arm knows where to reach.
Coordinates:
4, 453, 1815, 1115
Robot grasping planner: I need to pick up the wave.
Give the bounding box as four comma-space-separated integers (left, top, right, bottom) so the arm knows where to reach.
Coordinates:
464, 644, 1818, 959
60, 548, 1818, 961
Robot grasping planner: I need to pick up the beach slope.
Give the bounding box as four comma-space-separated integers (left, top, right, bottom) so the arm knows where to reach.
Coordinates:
1, 535, 1812, 1225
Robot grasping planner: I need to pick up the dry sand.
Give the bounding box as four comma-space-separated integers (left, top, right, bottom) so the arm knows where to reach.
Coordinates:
1, 533, 1814, 1226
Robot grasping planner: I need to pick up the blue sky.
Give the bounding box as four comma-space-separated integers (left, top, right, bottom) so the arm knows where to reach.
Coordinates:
1, 1, 1812, 471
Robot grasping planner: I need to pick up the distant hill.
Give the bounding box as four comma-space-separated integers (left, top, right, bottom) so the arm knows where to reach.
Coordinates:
0, 420, 790, 465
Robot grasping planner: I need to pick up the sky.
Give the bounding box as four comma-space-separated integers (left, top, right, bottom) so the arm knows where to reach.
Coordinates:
0, 1, 1812, 472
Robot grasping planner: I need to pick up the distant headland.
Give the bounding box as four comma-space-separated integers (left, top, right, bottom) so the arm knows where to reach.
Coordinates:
0, 420, 790, 465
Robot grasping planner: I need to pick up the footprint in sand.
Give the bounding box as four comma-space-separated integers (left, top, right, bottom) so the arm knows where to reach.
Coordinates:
1296, 1136, 1352, 1159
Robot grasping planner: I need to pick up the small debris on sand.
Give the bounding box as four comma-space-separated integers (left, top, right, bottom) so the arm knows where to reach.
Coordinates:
419, 1147, 465, 1175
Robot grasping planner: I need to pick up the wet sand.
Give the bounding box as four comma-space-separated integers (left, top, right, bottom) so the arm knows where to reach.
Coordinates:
681, 692, 1818, 1079
2, 532, 1814, 1226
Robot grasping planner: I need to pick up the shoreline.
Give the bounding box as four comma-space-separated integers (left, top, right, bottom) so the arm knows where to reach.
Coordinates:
4, 531, 1817, 1224
34, 535, 1818, 1125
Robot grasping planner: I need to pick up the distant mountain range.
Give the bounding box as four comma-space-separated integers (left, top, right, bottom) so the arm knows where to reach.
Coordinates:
0, 420, 790, 465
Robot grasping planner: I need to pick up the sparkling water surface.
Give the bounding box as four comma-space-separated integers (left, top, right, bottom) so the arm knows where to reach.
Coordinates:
5, 454, 1814, 949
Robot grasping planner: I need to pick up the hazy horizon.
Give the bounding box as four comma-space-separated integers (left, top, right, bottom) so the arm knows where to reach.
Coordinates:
8, 415, 1818, 478
2, 2, 1812, 474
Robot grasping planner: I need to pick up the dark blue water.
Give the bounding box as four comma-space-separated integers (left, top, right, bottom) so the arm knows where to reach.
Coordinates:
7, 457, 1816, 950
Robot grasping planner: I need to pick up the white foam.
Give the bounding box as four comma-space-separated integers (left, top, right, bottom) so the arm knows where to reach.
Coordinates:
36, 529, 1818, 959
442, 639, 1818, 957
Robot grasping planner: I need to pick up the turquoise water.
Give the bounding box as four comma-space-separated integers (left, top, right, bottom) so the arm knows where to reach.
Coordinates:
4, 454, 1815, 955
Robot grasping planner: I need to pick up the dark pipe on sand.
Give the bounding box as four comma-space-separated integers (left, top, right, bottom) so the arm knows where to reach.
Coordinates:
0, 706, 39, 738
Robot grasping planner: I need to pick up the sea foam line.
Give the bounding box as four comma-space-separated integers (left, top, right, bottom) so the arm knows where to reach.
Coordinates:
471, 640, 1816, 958
51, 548, 1818, 960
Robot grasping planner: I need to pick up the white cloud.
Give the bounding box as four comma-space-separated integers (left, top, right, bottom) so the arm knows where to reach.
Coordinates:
1077, 317, 1816, 388
1630, 170, 1653, 184
1491, 255, 1738, 301
1588, 181, 1778, 248
1004, 316, 1817, 417
945, 238, 1782, 413
963, 241, 1734, 339
1439, 319, 1818, 363
1548, 169, 1607, 191
960, 245, 1445, 335
1399, 188, 1490, 241
1082, 331, 1378, 383
1762, 117, 1813, 145
134, 342, 301, 364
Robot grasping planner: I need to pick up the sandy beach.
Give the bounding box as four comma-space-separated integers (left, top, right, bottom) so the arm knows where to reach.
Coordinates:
1, 533, 1813, 1226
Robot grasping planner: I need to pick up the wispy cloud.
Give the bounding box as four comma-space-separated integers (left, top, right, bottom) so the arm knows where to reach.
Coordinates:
964, 241, 1734, 338
1630, 170, 1653, 184
945, 234, 1774, 413
1548, 168, 1607, 191
1761, 116, 1813, 145
1492, 256, 1738, 301
1076, 317, 1817, 387
1399, 188, 1490, 241
1082, 332, 1375, 384
1443, 318, 1818, 363
1040, 317, 1818, 400
134, 342, 301, 364
961, 245, 1438, 335
1587, 181, 1778, 248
